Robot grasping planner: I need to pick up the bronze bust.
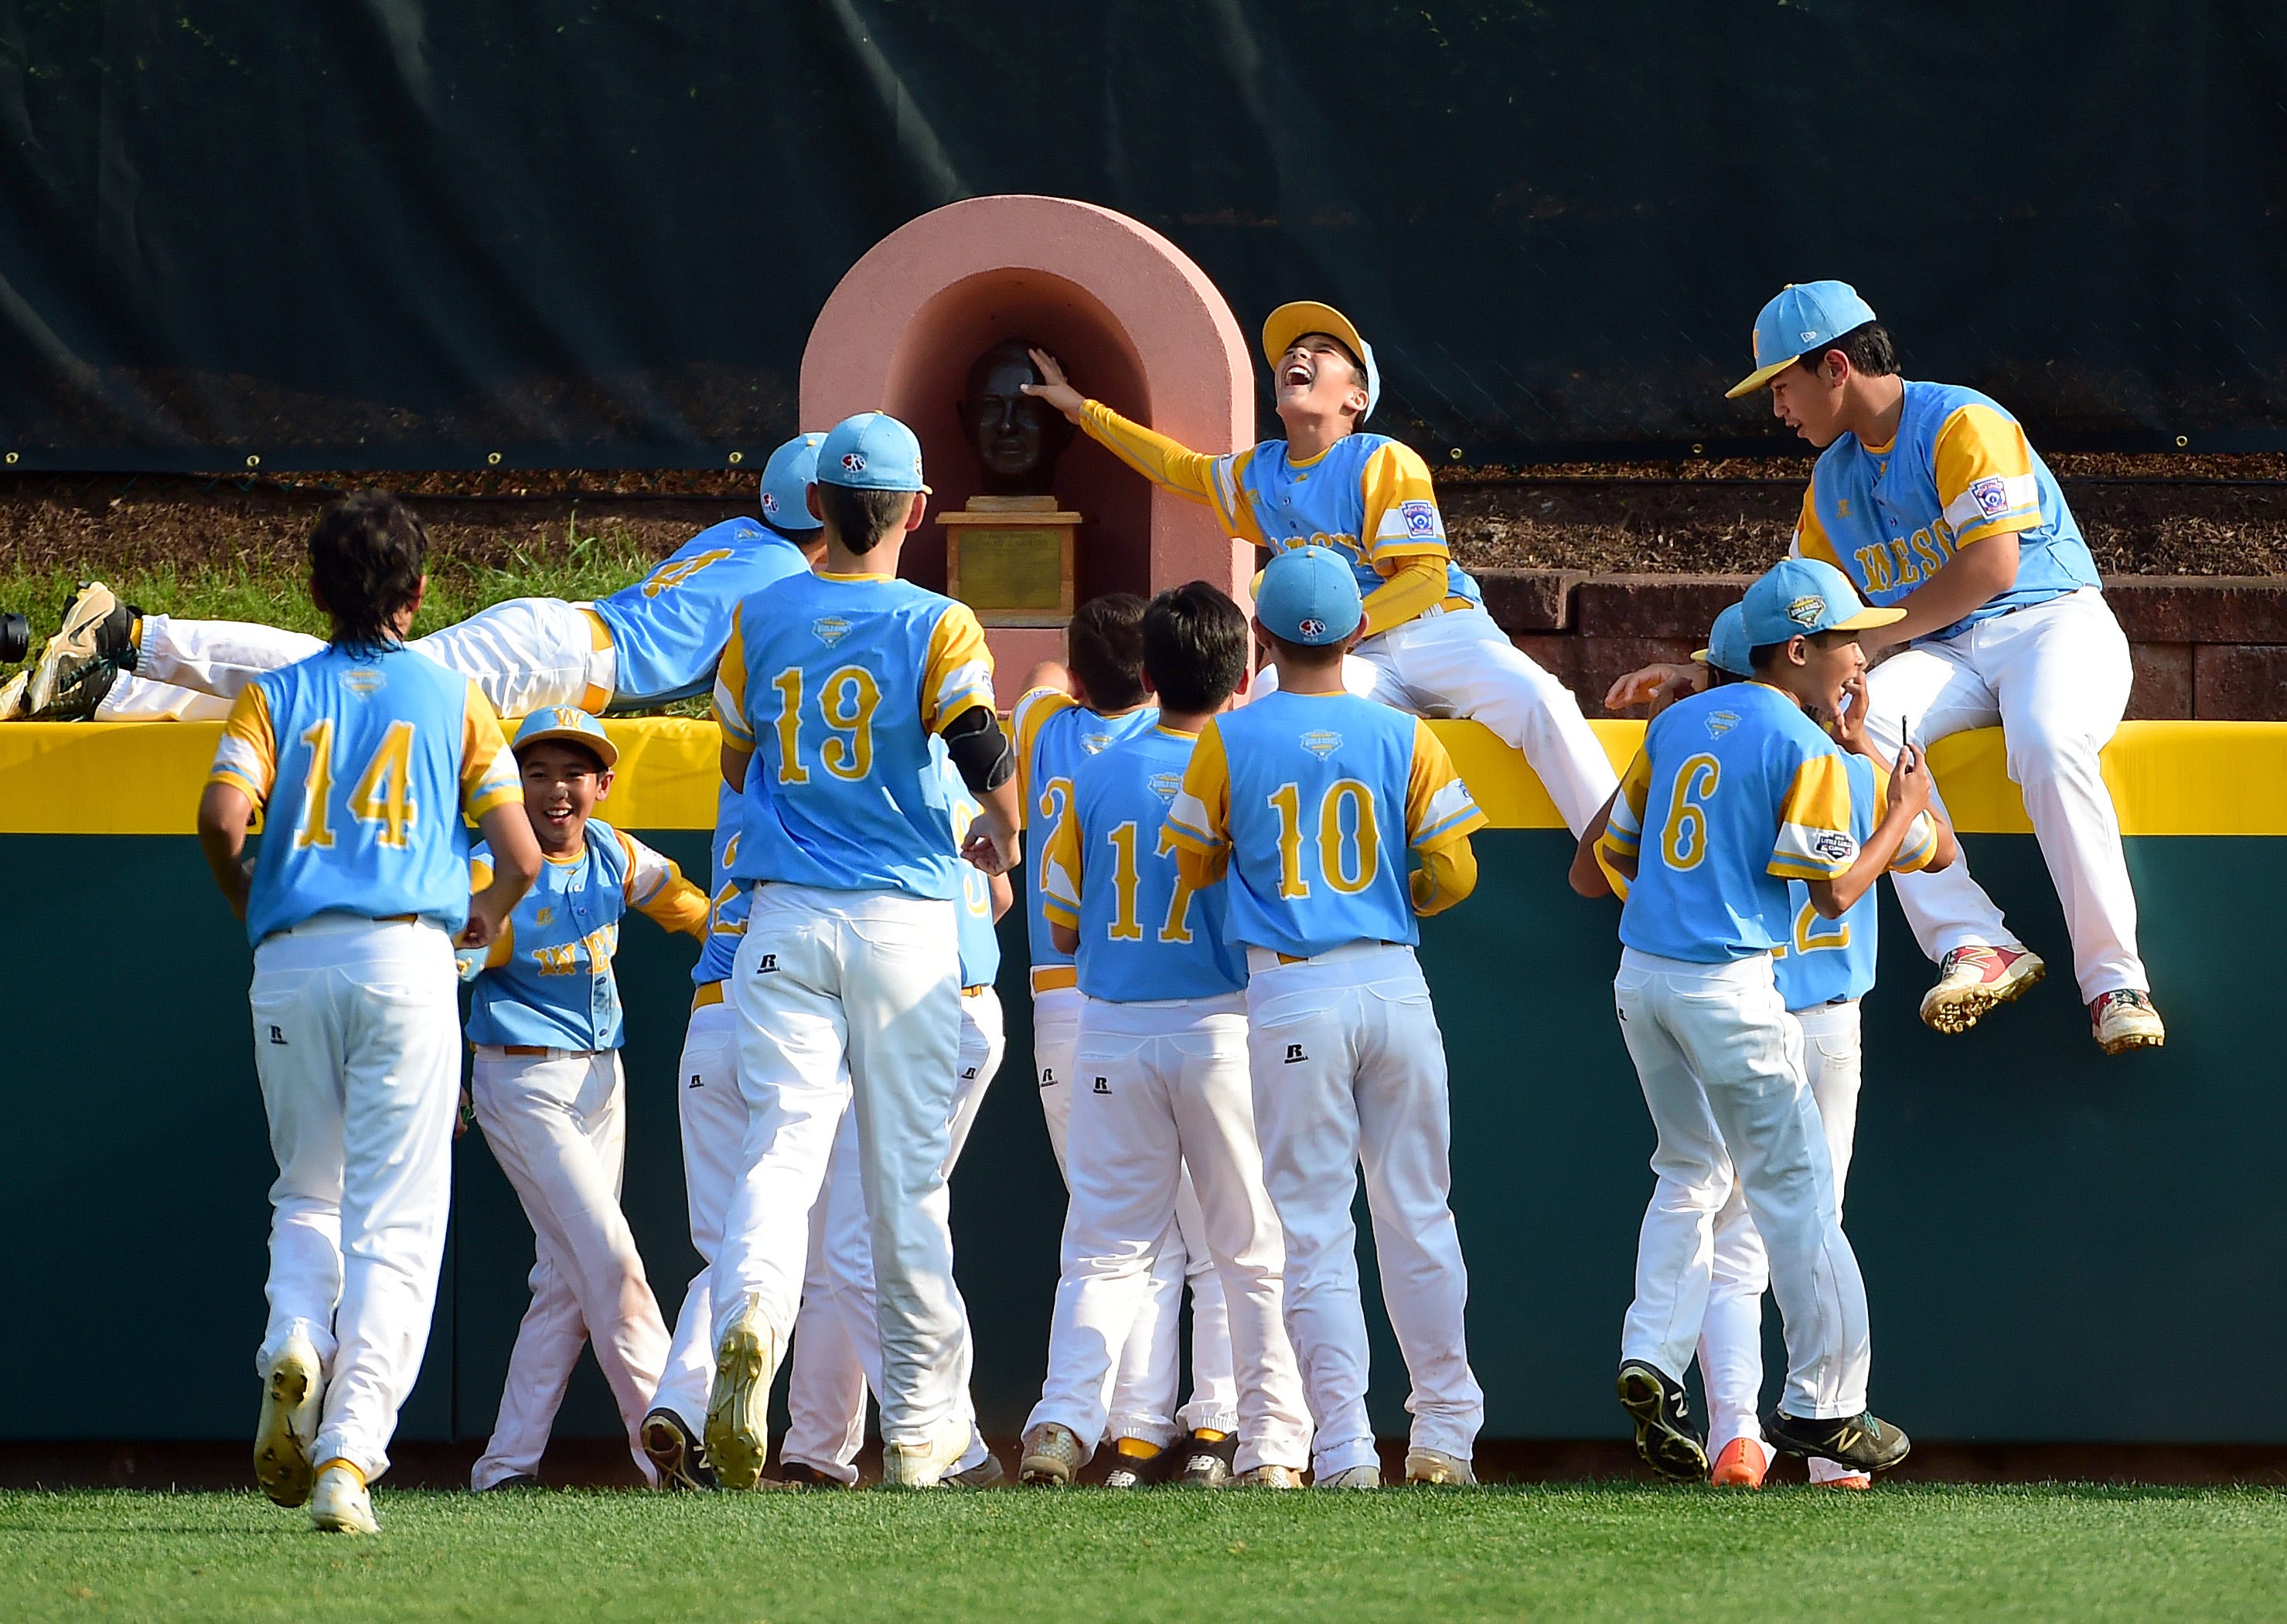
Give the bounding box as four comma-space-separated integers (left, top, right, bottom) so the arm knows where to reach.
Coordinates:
959, 338, 1076, 496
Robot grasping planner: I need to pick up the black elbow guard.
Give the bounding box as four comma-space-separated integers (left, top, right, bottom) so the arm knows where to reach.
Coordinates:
942, 705, 1014, 794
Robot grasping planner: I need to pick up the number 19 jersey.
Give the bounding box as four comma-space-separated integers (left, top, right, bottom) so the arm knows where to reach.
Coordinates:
712, 570, 996, 901
209, 643, 522, 945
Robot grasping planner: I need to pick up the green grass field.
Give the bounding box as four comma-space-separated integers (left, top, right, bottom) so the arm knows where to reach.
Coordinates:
6, 1485, 2285, 1622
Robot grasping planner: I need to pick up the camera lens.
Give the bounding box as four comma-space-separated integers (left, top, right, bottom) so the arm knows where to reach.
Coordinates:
0, 613, 27, 666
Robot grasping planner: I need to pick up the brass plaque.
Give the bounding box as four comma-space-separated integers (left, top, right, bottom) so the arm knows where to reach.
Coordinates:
955, 529, 1065, 611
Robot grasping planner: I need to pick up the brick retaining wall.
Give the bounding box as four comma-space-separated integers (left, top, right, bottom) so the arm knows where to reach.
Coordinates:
1482, 573, 2287, 720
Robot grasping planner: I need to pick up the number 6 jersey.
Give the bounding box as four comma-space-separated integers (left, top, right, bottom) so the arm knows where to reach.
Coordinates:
712, 569, 996, 901
208, 643, 522, 944
1165, 689, 1484, 959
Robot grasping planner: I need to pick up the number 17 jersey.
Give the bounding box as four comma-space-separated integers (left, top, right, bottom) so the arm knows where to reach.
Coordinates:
712, 570, 996, 901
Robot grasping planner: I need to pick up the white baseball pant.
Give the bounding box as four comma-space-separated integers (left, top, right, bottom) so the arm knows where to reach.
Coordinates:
1696, 999, 1864, 1483
101, 597, 616, 721
1028, 993, 1307, 1473
652, 994, 750, 1436
1034, 982, 1228, 1447
1245, 944, 1483, 1479
467, 1047, 669, 1490
780, 990, 1006, 1483
1616, 948, 1870, 1421
1253, 604, 1615, 837
712, 885, 971, 1457
247, 914, 460, 1484
1863, 588, 2146, 1001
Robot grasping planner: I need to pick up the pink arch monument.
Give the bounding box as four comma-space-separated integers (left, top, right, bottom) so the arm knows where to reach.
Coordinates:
800, 195, 1256, 704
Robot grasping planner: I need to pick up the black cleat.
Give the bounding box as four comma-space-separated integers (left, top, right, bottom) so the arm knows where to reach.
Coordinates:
1617, 1360, 1709, 1482
1175, 1428, 1239, 1487
475, 1472, 545, 1492
1764, 1408, 1911, 1475
1101, 1437, 1173, 1489
640, 1408, 717, 1491
27, 581, 136, 714
26, 656, 118, 720
769, 1460, 847, 1490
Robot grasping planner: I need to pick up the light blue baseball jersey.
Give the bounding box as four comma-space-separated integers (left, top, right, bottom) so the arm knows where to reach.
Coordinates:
946, 766, 1002, 989
210, 643, 522, 945
1039, 724, 1245, 1002
694, 781, 751, 988
1166, 691, 1484, 959
1793, 380, 2101, 642
465, 819, 700, 1050
712, 570, 996, 901
1012, 686, 1159, 987
1599, 683, 1863, 965
594, 517, 813, 706
1771, 750, 1941, 1009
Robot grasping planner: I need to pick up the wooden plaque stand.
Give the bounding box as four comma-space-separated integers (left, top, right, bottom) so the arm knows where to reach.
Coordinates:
940, 495, 1079, 628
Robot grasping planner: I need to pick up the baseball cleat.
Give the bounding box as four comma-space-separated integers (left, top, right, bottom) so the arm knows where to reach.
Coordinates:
474, 1472, 544, 1492
26, 581, 135, 715
0, 670, 26, 721
944, 1450, 1009, 1490
253, 1330, 324, 1508
641, 1408, 716, 1491
1918, 945, 2045, 1035
880, 1425, 973, 1489
1404, 1446, 1476, 1486
1317, 1464, 1382, 1489
1709, 1437, 1772, 1488
26, 656, 118, 721
768, 1460, 846, 1490
1233, 1465, 1303, 1488
308, 1459, 379, 1534
1812, 1468, 1873, 1490
1018, 1422, 1084, 1486
1176, 1428, 1238, 1486
1101, 1436, 1167, 1489
1764, 1408, 1910, 1475
2091, 989, 2165, 1054
703, 1292, 777, 1490
1617, 1359, 1709, 1482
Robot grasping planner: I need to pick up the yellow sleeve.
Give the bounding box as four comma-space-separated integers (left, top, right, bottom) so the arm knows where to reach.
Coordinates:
1770, 751, 1858, 880
458, 683, 523, 820
1360, 553, 1451, 638
1012, 686, 1075, 815
1862, 773, 1942, 874
469, 853, 513, 968
1934, 402, 2042, 547
710, 604, 755, 751
1038, 804, 1084, 929
208, 683, 278, 805
922, 603, 997, 733
1164, 720, 1232, 858
1409, 835, 1478, 916
1405, 720, 1488, 851
619, 829, 712, 938
1079, 400, 1263, 546
1597, 747, 1654, 865
1791, 481, 1843, 570
1358, 441, 1450, 569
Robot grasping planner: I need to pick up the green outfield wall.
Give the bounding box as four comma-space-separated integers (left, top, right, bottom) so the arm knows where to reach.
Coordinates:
1, 720, 2280, 1445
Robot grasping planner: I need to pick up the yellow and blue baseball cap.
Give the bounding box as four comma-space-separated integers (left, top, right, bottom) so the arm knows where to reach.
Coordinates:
1726, 281, 1880, 399
758, 432, 825, 530
1693, 601, 1753, 677
511, 705, 619, 770
817, 412, 930, 494
1256, 546, 1363, 646
1263, 301, 1381, 422
1740, 557, 1904, 647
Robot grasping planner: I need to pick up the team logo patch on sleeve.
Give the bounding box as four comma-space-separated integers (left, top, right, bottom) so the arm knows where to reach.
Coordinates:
1810, 829, 1859, 862
810, 616, 851, 646
1302, 729, 1343, 758
1400, 499, 1440, 538
1968, 476, 2013, 518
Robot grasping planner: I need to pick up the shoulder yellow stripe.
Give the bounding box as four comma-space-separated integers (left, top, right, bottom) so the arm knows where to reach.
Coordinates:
2, 717, 2280, 836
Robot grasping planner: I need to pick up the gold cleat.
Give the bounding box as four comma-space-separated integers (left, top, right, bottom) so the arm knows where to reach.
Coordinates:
254, 1331, 324, 1508
2091, 989, 2166, 1055
881, 1425, 974, 1490
1404, 1445, 1476, 1486
1233, 1465, 1304, 1488
26, 581, 130, 715
1316, 1464, 1383, 1489
0, 670, 27, 722
1918, 945, 2045, 1035
703, 1294, 778, 1491
1018, 1422, 1084, 1486
308, 1459, 379, 1534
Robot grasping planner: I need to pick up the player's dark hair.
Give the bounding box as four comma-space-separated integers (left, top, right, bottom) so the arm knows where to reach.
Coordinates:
1750, 628, 1856, 671
1796, 321, 1897, 380
308, 490, 426, 652
1708, 665, 1747, 687
759, 513, 818, 544
1066, 593, 1150, 711
816, 483, 913, 555
1261, 628, 1347, 668
515, 736, 609, 775
1143, 581, 1247, 714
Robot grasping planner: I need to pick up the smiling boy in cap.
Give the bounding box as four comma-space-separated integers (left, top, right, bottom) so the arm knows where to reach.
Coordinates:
1610, 282, 2160, 1055
1019, 304, 1617, 839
